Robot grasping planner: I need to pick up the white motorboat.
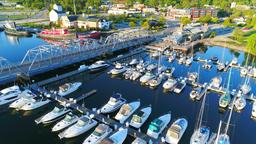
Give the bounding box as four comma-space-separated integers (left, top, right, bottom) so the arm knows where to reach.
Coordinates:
165, 118, 188, 144
157, 66, 167, 75
136, 61, 147, 70
216, 134, 230, 144
130, 71, 142, 81
58, 82, 82, 97
83, 124, 112, 144
163, 78, 177, 90
152, 52, 160, 57
88, 60, 109, 71
148, 76, 163, 87
9, 89, 37, 109
139, 72, 155, 84
100, 93, 126, 114
0, 85, 21, 106
210, 76, 222, 88
115, 101, 140, 124
146, 63, 157, 71
252, 102, 256, 118
164, 50, 171, 56
219, 69, 232, 108
20, 97, 51, 111
162, 67, 175, 78
188, 72, 198, 83
168, 54, 176, 63
52, 113, 79, 132
240, 68, 248, 76
173, 79, 186, 94
132, 137, 147, 144
147, 113, 171, 139
109, 63, 127, 75
234, 94, 246, 111
190, 93, 210, 144
202, 63, 212, 69
178, 56, 186, 64
185, 57, 193, 65
217, 62, 225, 71
240, 83, 251, 95
58, 115, 97, 139
130, 106, 152, 128
129, 58, 139, 66
190, 87, 202, 99
38, 106, 71, 124
123, 68, 134, 79
101, 128, 128, 144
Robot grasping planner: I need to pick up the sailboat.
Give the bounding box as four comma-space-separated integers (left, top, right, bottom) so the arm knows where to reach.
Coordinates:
215, 94, 235, 144
219, 68, 232, 108
190, 92, 210, 144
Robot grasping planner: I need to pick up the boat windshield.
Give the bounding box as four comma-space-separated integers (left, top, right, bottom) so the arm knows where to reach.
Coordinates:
76, 118, 89, 127
120, 104, 132, 116
64, 115, 73, 122
149, 119, 163, 133
132, 115, 142, 123
93, 125, 106, 136
59, 83, 71, 92
168, 125, 182, 139
109, 98, 118, 106
53, 107, 62, 113
100, 138, 115, 144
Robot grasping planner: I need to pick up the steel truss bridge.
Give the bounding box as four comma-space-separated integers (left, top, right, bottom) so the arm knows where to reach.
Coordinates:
0, 29, 168, 84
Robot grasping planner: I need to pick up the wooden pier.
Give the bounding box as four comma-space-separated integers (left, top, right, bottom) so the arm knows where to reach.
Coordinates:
30, 85, 159, 142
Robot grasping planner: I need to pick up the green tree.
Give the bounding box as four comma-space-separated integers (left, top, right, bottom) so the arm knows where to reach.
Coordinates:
141, 21, 149, 29
211, 17, 219, 23
180, 17, 191, 25
232, 28, 244, 41
129, 21, 136, 27
198, 15, 212, 24
223, 18, 232, 27
246, 34, 256, 54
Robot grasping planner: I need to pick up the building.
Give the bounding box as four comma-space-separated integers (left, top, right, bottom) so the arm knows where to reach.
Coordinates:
108, 9, 127, 15
77, 16, 111, 30
133, 3, 145, 11
142, 7, 156, 14
233, 17, 246, 25
190, 8, 217, 20
60, 15, 78, 28
49, 4, 66, 22
167, 6, 191, 19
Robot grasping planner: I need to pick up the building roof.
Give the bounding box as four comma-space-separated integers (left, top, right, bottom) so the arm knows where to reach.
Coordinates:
52, 9, 65, 14
78, 16, 107, 22
67, 15, 78, 22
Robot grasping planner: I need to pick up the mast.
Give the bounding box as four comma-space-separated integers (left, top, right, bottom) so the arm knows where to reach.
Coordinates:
197, 66, 200, 83
196, 92, 207, 130
224, 94, 235, 134
226, 68, 232, 91
215, 120, 222, 144
157, 51, 161, 74
73, 0, 77, 15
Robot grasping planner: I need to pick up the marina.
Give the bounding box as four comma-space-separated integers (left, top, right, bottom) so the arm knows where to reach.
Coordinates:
1, 30, 256, 144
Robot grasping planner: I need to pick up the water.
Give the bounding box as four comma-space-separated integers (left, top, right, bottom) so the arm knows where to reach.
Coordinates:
0, 32, 256, 144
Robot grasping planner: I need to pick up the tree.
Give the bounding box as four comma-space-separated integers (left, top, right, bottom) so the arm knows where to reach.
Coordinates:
211, 17, 219, 23
180, 17, 191, 25
197, 15, 212, 24
129, 21, 136, 27
141, 21, 149, 29
223, 18, 232, 27
232, 28, 244, 41
246, 34, 256, 54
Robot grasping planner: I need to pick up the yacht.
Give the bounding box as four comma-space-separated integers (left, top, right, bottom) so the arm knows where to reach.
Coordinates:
217, 62, 225, 71
88, 60, 109, 71
83, 124, 112, 144
152, 52, 160, 57
164, 50, 171, 56
100, 93, 126, 114
202, 63, 212, 69
147, 113, 171, 139
52, 113, 79, 132
210, 76, 222, 89
190, 87, 202, 99
38, 106, 71, 124
59, 116, 97, 139
130, 71, 142, 81
109, 63, 127, 75
148, 76, 163, 87
219, 92, 231, 108
173, 79, 186, 94
252, 102, 256, 118
234, 93, 246, 111
129, 58, 139, 66
178, 56, 186, 64
240, 68, 248, 76
168, 54, 176, 63
9, 89, 37, 109
185, 57, 193, 65
123, 68, 134, 79
132, 137, 147, 144
115, 101, 140, 124
58, 82, 82, 97
163, 78, 177, 90
130, 106, 152, 128
162, 67, 175, 78
100, 128, 128, 144
188, 72, 198, 83
165, 118, 188, 144
190, 93, 210, 144
146, 63, 157, 71
78, 64, 88, 71
0, 85, 21, 105
230, 57, 238, 65
240, 83, 251, 95
139, 72, 155, 84
20, 97, 51, 111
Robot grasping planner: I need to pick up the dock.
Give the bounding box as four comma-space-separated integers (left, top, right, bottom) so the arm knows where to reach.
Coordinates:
30, 85, 159, 142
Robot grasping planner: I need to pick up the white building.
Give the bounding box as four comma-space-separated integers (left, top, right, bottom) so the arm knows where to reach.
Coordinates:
49, 4, 66, 22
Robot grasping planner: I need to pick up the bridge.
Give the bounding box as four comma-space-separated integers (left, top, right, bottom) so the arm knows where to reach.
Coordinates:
0, 29, 169, 84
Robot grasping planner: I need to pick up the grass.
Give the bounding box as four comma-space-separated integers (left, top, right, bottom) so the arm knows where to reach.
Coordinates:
0, 15, 28, 20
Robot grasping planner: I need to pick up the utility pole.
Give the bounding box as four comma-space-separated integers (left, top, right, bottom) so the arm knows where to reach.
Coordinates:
73, 0, 77, 15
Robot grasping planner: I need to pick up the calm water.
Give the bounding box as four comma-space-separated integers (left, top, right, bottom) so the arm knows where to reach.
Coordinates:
0, 32, 256, 144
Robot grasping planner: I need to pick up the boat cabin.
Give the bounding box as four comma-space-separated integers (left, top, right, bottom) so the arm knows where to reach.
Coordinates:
120, 104, 132, 116
132, 111, 145, 123
149, 119, 164, 133
59, 83, 71, 92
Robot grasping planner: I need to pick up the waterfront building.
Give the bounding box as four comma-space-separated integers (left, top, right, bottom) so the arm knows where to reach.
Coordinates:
49, 4, 66, 22
77, 16, 111, 30
60, 15, 78, 28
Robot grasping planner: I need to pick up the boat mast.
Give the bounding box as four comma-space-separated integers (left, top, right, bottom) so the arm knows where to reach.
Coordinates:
226, 68, 232, 91
215, 120, 222, 144
197, 66, 200, 83
224, 94, 235, 134
196, 92, 207, 130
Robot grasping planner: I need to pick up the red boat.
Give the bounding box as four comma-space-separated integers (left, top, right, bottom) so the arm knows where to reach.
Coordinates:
37, 29, 76, 40
78, 31, 101, 39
